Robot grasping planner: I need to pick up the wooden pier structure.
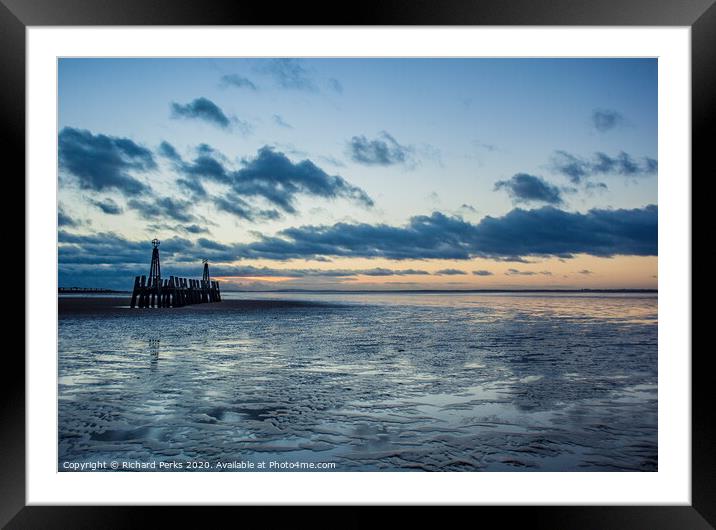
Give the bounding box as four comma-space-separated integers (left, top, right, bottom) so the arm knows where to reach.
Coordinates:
130, 239, 221, 308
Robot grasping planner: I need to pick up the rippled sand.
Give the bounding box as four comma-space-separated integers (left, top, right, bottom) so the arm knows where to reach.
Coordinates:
58, 292, 657, 471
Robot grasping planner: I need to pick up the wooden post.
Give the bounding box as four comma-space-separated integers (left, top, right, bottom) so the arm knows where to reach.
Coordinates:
168, 276, 174, 307
161, 279, 169, 307
139, 275, 147, 308
130, 276, 140, 308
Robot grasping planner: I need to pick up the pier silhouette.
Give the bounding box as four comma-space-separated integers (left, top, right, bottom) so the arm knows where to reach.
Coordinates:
130, 239, 221, 308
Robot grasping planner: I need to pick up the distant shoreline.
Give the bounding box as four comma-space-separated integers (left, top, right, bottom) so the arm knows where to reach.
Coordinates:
230, 288, 658, 294
59, 288, 657, 295
58, 288, 129, 294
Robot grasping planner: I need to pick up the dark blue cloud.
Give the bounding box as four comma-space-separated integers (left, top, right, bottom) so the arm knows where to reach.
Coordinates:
58, 205, 656, 287
58, 231, 233, 269
260, 59, 316, 91
220, 74, 257, 91
58, 127, 154, 196
213, 193, 281, 222
592, 109, 624, 132
90, 197, 123, 215
170, 97, 232, 129
58, 230, 432, 287
174, 153, 229, 183
147, 222, 210, 235
232, 147, 374, 212
494, 173, 563, 205
164, 143, 374, 218
551, 150, 657, 183
127, 197, 196, 223
158, 141, 182, 161
184, 224, 209, 234
59, 230, 161, 265
233, 205, 657, 261
176, 178, 208, 199
348, 132, 410, 166
58, 206, 79, 227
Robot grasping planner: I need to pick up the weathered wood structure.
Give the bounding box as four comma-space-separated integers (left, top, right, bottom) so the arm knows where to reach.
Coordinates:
130, 239, 221, 308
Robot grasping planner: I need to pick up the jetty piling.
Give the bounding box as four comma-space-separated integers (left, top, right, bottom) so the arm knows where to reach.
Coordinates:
130, 239, 221, 309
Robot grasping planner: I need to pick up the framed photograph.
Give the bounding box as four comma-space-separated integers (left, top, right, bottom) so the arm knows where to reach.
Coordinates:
8, 0, 711, 526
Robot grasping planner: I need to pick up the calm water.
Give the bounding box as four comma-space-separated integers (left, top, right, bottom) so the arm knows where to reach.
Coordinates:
58, 292, 657, 471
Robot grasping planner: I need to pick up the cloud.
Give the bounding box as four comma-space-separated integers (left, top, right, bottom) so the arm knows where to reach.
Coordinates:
578, 269, 593, 275
147, 222, 210, 235
57, 230, 432, 287
232, 205, 657, 261
59, 205, 656, 286
505, 269, 552, 276
165, 143, 374, 218
585, 181, 609, 193
170, 97, 237, 130
58, 231, 237, 269
328, 78, 343, 94
551, 150, 657, 183
163, 144, 229, 183
58, 206, 80, 227
318, 155, 346, 168
494, 173, 563, 205
176, 178, 208, 199
89, 197, 122, 215
158, 141, 182, 161
220, 74, 257, 91
358, 268, 430, 277
348, 132, 411, 166
473, 270, 494, 276
58, 127, 154, 196
214, 193, 281, 222
59, 230, 164, 265
592, 109, 624, 132
272, 114, 293, 129
231, 147, 373, 212
474, 141, 497, 152
127, 196, 196, 223
435, 268, 467, 275
58, 260, 433, 289
260, 59, 316, 91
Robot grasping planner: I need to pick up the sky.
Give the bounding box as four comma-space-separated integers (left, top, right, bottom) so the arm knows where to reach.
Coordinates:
57, 58, 658, 291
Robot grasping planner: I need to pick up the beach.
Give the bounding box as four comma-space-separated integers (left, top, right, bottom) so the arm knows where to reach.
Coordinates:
58, 292, 658, 471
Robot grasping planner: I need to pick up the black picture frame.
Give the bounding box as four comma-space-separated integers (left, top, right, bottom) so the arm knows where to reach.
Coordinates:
5, 0, 711, 526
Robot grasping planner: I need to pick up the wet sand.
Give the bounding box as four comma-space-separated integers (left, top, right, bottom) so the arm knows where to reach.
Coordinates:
58, 292, 658, 471
58, 295, 336, 316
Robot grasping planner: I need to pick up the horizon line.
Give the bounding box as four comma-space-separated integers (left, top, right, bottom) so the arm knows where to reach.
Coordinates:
58, 287, 658, 294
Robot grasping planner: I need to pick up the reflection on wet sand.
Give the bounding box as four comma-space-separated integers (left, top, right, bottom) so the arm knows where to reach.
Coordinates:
59, 292, 657, 471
